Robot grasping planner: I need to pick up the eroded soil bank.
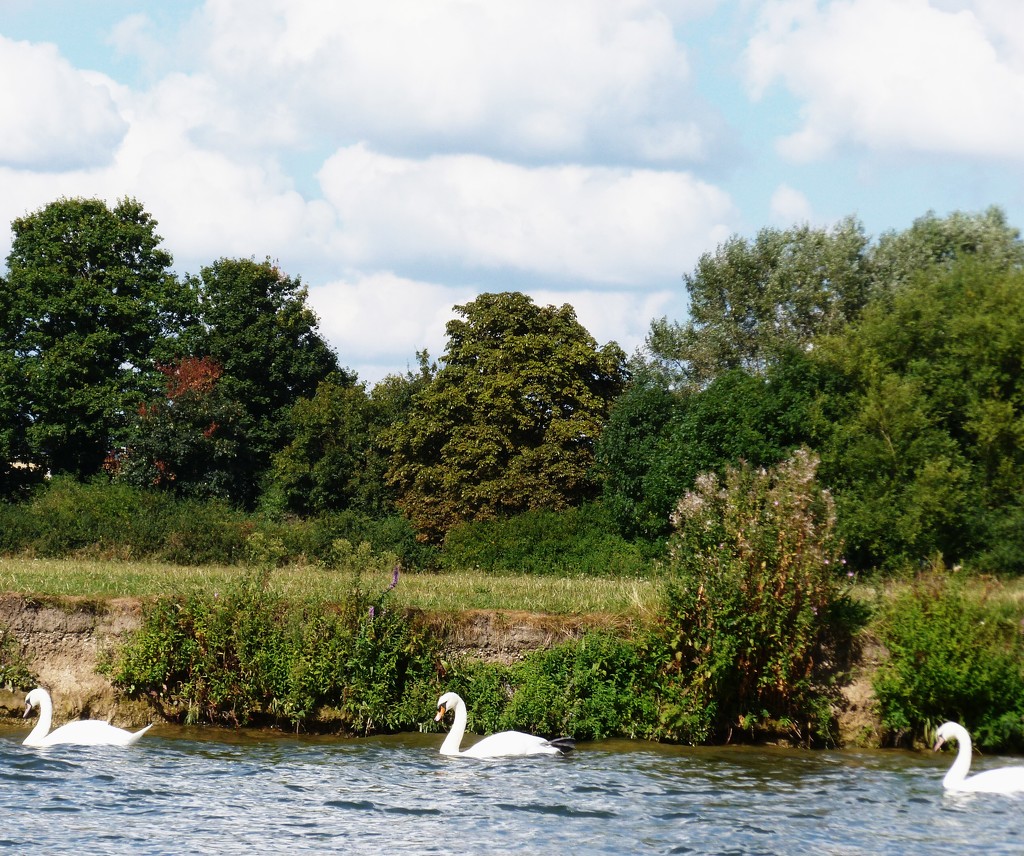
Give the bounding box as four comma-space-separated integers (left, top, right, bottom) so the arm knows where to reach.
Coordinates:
0, 593, 884, 745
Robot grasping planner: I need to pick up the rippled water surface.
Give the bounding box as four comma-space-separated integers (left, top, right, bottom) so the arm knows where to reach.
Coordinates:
2, 724, 1023, 854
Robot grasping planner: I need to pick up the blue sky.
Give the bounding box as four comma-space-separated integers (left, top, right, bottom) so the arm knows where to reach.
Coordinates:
2, 0, 1022, 383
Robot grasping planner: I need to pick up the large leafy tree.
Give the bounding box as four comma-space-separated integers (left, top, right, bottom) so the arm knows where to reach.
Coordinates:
0, 197, 183, 478
182, 258, 343, 491
384, 292, 626, 541
817, 256, 1024, 570
647, 218, 870, 388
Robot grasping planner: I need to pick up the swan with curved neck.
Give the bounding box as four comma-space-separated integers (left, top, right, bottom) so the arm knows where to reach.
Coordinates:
933, 721, 1024, 793
23, 688, 153, 748
434, 691, 574, 758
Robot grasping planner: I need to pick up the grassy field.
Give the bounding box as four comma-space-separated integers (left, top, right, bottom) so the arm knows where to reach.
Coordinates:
0, 556, 658, 617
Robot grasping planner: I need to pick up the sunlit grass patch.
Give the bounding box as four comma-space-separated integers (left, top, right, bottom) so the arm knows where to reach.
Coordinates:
0, 557, 657, 616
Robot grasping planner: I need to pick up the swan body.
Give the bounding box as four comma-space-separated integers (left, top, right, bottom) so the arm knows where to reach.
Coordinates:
933, 721, 1024, 793
434, 691, 574, 758
23, 688, 152, 748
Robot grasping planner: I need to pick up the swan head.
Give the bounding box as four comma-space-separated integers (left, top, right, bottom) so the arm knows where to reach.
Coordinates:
24, 688, 47, 718
933, 721, 965, 752
435, 691, 462, 723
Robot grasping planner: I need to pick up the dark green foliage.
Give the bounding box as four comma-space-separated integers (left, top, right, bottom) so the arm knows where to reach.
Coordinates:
598, 351, 836, 541
436, 633, 659, 741
817, 257, 1024, 569
114, 357, 258, 503
502, 632, 658, 740
384, 292, 626, 541
439, 503, 655, 576
872, 571, 1024, 751
1, 478, 251, 563
111, 560, 440, 733
656, 450, 858, 745
593, 369, 678, 540
180, 258, 342, 505
1, 197, 183, 478
270, 375, 379, 516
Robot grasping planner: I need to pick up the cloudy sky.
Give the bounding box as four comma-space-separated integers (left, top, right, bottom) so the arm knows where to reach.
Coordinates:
2, 1, 1022, 384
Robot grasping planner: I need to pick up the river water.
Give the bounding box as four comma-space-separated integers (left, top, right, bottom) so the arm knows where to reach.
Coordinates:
1, 724, 1022, 855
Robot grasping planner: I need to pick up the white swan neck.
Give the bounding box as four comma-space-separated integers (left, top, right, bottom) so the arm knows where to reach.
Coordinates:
25, 691, 54, 747
944, 724, 973, 788
440, 696, 468, 755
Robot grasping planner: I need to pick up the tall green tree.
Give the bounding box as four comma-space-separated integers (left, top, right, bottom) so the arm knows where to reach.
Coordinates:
0, 197, 183, 478
870, 206, 1024, 295
647, 218, 870, 388
384, 292, 626, 541
817, 256, 1024, 569
182, 258, 342, 496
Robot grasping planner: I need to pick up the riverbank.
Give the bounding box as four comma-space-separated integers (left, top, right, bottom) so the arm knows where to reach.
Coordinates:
0, 591, 885, 746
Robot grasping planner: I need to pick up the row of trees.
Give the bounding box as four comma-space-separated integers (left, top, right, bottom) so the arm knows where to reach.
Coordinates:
2, 198, 1022, 572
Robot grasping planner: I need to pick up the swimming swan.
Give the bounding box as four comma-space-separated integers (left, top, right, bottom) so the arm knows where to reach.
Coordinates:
434, 691, 574, 758
933, 721, 1024, 793
23, 687, 153, 748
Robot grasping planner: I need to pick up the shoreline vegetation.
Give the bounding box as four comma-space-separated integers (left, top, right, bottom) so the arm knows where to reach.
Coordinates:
3, 203, 1024, 753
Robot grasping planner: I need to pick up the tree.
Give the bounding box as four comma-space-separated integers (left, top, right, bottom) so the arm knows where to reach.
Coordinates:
816, 256, 1024, 569
0, 197, 183, 477
112, 356, 255, 501
869, 206, 1024, 296
270, 374, 374, 516
384, 292, 626, 541
597, 349, 836, 541
648, 218, 870, 388
182, 258, 342, 495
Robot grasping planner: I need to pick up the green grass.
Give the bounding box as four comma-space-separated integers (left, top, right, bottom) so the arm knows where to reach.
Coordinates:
0, 556, 657, 616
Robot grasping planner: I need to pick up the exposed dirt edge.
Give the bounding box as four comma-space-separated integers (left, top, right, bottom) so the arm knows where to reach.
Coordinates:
0, 593, 884, 745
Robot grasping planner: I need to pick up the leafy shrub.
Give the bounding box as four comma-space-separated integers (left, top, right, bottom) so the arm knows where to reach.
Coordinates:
503, 632, 659, 740
440, 503, 655, 576
110, 539, 441, 733
656, 449, 858, 745
0, 624, 36, 689
873, 570, 1024, 750
434, 632, 659, 741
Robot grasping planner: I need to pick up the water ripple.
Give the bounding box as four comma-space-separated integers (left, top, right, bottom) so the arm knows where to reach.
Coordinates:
1, 727, 1023, 854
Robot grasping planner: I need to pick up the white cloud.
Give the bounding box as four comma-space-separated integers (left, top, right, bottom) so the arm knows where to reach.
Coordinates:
769, 184, 814, 225
186, 0, 709, 163
317, 144, 736, 284
745, 0, 1024, 161
308, 272, 473, 374
0, 35, 127, 169
308, 272, 677, 385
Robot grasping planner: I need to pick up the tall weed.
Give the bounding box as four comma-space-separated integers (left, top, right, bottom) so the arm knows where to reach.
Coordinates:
657, 449, 858, 744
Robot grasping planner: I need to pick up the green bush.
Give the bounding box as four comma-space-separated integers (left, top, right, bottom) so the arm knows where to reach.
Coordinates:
656, 449, 859, 745
873, 570, 1024, 751
439, 503, 655, 576
110, 541, 441, 733
434, 632, 659, 741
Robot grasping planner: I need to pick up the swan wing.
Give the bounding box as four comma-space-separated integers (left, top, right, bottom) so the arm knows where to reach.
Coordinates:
39, 720, 151, 748
461, 730, 567, 758
957, 766, 1024, 794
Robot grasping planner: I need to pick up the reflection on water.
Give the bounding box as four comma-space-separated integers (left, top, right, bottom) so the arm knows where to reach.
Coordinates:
1, 724, 1023, 855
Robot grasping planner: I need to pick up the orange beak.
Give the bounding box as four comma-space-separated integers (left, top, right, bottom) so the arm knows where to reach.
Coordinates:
435, 703, 447, 722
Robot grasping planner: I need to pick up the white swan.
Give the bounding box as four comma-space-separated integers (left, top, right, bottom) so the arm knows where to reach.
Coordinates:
23, 687, 153, 748
434, 691, 574, 758
933, 721, 1024, 793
